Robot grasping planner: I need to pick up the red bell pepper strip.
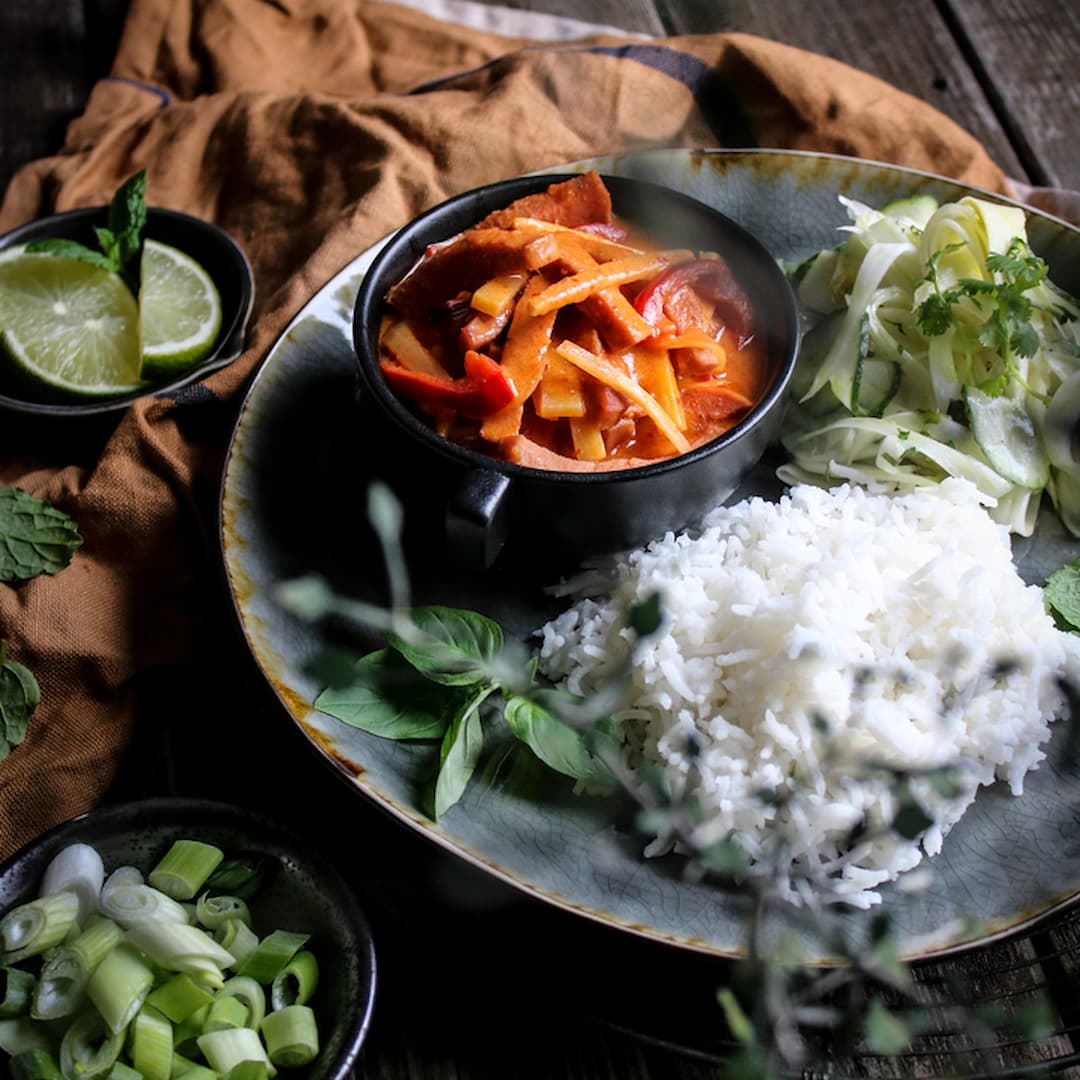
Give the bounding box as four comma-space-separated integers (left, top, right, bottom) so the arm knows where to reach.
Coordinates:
633, 258, 753, 341
380, 349, 516, 419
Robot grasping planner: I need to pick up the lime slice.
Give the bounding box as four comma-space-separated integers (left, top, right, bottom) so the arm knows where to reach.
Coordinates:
139, 239, 222, 381
0, 247, 144, 399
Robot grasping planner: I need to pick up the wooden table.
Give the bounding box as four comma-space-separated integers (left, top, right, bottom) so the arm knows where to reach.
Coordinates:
3, 3, 1080, 1078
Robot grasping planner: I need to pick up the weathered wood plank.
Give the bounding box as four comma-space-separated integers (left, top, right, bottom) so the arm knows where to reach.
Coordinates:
650, 0, 1028, 183
945, 0, 1080, 191
0, 3, 92, 196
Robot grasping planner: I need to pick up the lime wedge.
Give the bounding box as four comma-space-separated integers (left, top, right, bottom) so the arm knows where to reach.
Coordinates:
0, 246, 144, 399
139, 239, 222, 380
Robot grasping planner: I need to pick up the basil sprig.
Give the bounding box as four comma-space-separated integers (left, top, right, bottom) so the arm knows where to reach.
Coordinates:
314, 604, 612, 818
1046, 557, 1080, 632
0, 487, 83, 583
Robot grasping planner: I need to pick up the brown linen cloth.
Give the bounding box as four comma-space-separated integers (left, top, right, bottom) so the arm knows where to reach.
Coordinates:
0, 0, 1010, 859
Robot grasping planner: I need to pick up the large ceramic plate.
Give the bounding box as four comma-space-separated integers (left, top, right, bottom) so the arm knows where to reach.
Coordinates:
220, 149, 1080, 962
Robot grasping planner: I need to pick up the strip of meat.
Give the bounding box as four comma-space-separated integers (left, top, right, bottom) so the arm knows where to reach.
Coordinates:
502, 435, 654, 473
386, 229, 534, 320
478, 171, 613, 231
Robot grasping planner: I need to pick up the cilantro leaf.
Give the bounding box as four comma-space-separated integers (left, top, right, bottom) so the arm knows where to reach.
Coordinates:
0, 642, 40, 763
0, 487, 83, 583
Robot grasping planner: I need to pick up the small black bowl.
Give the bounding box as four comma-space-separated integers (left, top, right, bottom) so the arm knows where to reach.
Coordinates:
0, 207, 254, 416
0, 797, 376, 1080
352, 172, 799, 571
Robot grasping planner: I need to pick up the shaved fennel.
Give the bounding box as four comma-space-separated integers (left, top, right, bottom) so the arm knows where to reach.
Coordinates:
783, 194, 1080, 536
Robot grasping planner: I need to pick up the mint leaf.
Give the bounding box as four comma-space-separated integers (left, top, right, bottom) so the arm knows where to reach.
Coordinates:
0, 643, 40, 763
315, 648, 460, 739
390, 606, 502, 687
25, 171, 147, 296
1046, 558, 1080, 632
0, 487, 83, 583
24, 238, 117, 274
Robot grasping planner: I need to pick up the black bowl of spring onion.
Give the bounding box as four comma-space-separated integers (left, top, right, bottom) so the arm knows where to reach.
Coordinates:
0, 798, 376, 1080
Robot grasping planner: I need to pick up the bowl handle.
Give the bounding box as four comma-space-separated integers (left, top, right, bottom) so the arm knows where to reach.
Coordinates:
446, 469, 511, 570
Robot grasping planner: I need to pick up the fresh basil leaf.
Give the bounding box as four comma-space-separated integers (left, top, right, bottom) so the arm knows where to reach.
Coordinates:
0, 487, 83, 583
433, 686, 490, 818
0, 646, 40, 759
503, 695, 608, 784
24, 238, 118, 274
1046, 558, 1080, 632
315, 648, 459, 740
390, 606, 502, 687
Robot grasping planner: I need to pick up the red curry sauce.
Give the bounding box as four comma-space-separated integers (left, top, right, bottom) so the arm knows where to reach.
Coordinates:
378, 172, 771, 472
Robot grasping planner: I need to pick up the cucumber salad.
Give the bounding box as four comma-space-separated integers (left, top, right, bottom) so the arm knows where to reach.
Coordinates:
780, 193, 1080, 536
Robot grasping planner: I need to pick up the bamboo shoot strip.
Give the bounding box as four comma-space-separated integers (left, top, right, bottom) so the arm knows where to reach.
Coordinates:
556, 341, 691, 454
527, 255, 666, 316
511, 217, 644, 261
480, 276, 557, 441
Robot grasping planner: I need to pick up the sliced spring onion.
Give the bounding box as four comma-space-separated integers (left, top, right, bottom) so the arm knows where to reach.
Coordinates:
149, 843, 225, 902
0, 966, 34, 1018
105, 1063, 144, 1080
169, 1053, 216, 1080
236, 932, 308, 986
225, 1063, 269, 1080
204, 994, 248, 1034
214, 921, 258, 970
86, 943, 154, 1034
270, 951, 318, 1010
59, 1011, 124, 1080
0, 892, 80, 965
10, 1048, 64, 1080
218, 977, 264, 1032
203, 858, 271, 903
125, 924, 235, 990
172, 1004, 210, 1057
40, 846, 104, 926
33, 916, 125, 1022
131, 1006, 173, 1080
195, 894, 251, 931
260, 1005, 319, 1068
196, 1027, 275, 1079
100, 878, 190, 931
146, 973, 215, 1025
0, 1017, 53, 1056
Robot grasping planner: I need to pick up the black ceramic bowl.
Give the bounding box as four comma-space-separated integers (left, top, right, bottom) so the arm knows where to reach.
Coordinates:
0, 207, 254, 416
0, 798, 376, 1080
353, 171, 799, 571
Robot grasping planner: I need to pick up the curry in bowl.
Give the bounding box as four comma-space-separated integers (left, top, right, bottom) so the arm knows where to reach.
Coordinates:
377, 172, 773, 472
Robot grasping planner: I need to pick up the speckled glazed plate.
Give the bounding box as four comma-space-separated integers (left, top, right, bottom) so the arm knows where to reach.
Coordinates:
220, 149, 1080, 963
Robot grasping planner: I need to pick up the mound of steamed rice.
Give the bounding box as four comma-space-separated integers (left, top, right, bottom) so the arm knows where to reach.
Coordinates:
537, 479, 1080, 908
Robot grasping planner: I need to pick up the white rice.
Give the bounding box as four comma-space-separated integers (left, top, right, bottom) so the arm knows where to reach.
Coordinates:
537, 479, 1080, 908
